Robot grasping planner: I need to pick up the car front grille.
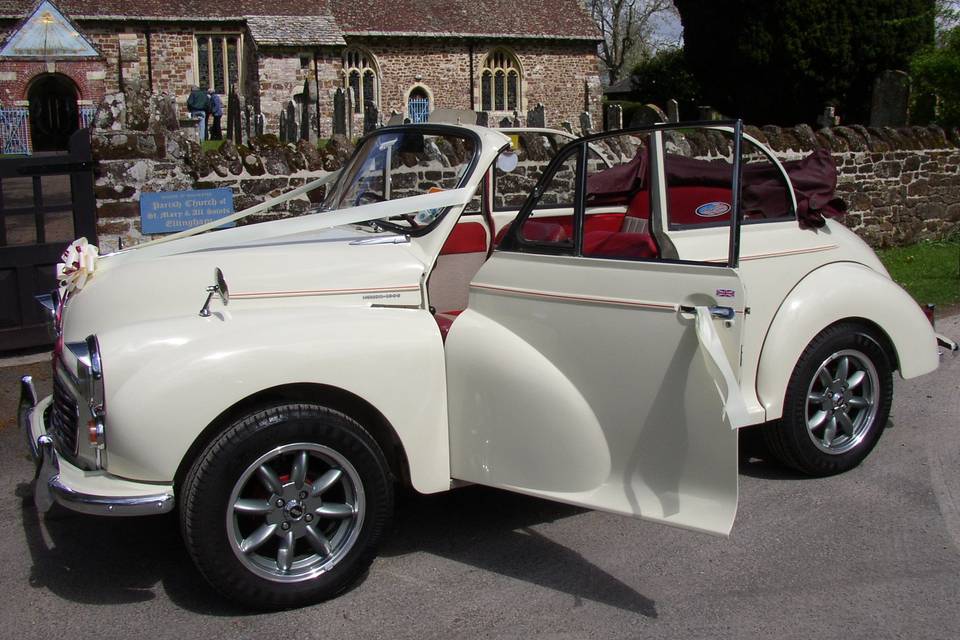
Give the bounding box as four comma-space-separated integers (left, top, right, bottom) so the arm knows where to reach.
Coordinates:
50, 373, 79, 455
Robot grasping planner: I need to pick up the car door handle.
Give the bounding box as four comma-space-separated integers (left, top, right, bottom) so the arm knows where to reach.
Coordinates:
679, 305, 736, 320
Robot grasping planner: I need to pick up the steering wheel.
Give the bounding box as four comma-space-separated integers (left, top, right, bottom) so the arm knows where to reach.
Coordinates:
355, 191, 386, 205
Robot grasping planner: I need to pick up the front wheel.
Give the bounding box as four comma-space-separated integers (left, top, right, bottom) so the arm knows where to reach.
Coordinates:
180, 403, 393, 609
764, 323, 893, 476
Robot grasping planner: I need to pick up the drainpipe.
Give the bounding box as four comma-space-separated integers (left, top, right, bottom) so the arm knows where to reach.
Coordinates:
145, 26, 154, 92
117, 49, 125, 93
468, 41, 475, 111
313, 49, 322, 138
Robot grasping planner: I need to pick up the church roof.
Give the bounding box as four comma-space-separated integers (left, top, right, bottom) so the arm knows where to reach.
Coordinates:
246, 15, 345, 46
326, 0, 600, 40
0, 0, 600, 41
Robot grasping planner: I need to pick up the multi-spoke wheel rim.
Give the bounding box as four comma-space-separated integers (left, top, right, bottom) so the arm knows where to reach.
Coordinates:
226, 443, 365, 583
804, 349, 880, 455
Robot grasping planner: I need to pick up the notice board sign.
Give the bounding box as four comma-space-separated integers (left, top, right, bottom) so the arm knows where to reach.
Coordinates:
140, 188, 235, 234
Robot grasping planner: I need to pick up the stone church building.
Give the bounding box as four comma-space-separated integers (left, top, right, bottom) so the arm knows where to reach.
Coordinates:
0, 0, 601, 151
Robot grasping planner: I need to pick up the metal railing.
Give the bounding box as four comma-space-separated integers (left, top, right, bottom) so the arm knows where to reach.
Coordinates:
0, 108, 31, 155
79, 106, 97, 130
408, 97, 430, 124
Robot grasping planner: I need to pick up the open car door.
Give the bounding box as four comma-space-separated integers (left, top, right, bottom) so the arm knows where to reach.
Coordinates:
445, 123, 751, 535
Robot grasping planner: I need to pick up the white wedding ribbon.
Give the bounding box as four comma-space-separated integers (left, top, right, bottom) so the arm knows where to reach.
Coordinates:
694, 306, 751, 430
57, 237, 99, 296
135, 171, 341, 248
128, 173, 476, 253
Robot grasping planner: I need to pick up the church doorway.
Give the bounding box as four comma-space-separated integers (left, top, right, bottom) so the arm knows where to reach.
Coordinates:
28, 73, 79, 151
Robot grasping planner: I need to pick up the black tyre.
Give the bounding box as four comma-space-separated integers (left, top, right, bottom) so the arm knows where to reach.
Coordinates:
763, 322, 893, 476
180, 403, 393, 609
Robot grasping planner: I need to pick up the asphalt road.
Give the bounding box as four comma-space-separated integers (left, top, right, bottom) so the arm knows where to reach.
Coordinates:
0, 313, 958, 640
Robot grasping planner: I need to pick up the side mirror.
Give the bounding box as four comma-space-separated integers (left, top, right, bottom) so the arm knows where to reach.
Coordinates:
199, 267, 229, 317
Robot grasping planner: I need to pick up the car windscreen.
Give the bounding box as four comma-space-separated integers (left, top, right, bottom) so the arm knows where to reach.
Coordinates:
321, 129, 478, 233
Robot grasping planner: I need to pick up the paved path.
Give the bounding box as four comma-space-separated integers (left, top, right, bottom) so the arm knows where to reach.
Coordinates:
0, 313, 958, 639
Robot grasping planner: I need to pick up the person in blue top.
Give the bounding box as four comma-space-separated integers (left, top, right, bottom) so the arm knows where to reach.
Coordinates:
186, 85, 209, 143
208, 90, 224, 140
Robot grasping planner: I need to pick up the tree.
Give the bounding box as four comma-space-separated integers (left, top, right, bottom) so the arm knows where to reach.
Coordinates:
673, 0, 936, 125
589, 0, 679, 85
912, 25, 960, 125
627, 48, 702, 119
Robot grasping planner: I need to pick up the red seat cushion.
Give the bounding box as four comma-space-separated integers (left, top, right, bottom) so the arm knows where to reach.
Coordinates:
583, 231, 658, 260
441, 221, 488, 255
495, 219, 570, 245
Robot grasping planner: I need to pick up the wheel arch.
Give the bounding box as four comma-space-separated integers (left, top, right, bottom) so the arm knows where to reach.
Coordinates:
174, 383, 411, 498
755, 261, 938, 421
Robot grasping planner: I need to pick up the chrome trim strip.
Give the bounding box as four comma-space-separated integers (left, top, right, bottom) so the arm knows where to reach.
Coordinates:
936, 333, 958, 356
48, 478, 175, 517
349, 235, 411, 246
19, 375, 39, 460
471, 282, 678, 311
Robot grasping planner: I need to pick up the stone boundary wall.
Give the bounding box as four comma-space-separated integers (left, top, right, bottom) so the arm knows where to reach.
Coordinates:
89, 93, 960, 252
746, 124, 960, 247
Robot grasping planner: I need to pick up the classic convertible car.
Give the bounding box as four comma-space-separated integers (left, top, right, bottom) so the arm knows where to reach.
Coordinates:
19, 121, 956, 609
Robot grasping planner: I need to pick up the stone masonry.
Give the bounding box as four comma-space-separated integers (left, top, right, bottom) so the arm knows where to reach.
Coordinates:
89, 99, 960, 252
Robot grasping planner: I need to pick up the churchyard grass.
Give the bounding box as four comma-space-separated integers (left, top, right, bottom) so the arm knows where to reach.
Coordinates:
878, 238, 960, 307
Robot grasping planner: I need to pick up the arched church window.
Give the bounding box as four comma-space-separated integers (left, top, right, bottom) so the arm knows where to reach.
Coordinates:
343, 48, 379, 116
480, 49, 521, 112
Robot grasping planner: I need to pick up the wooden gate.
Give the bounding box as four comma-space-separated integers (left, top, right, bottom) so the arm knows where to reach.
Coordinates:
0, 129, 96, 352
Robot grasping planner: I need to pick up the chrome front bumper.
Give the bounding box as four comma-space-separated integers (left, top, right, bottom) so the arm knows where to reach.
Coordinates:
19, 375, 175, 517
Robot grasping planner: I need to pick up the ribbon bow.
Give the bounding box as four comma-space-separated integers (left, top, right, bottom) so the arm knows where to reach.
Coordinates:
57, 237, 99, 296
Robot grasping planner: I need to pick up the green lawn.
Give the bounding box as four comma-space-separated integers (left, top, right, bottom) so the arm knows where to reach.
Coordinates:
877, 239, 960, 307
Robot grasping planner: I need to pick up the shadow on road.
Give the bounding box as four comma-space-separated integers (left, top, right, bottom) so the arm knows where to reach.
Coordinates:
382, 486, 658, 617
17, 481, 658, 617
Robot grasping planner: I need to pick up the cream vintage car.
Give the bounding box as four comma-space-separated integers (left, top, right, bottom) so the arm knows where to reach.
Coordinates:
18, 121, 956, 609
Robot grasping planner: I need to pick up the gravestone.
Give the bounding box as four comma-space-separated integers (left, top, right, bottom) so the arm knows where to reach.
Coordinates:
697, 105, 721, 121
666, 99, 679, 123
560, 121, 573, 134
285, 101, 298, 142
512, 111, 521, 127
475, 111, 489, 127
332, 88, 347, 136
226, 90, 242, 142
386, 110, 403, 126
817, 105, 840, 129
870, 70, 910, 127
363, 101, 379, 134
527, 103, 546, 128
605, 104, 623, 131
279, 111, 288, 143
302, 79, 318, 144
629, 103, 667, 127
255, 111, 265, 137
346, 87, 355, 138
579, 111, 593, 136
499, 116, 513, 128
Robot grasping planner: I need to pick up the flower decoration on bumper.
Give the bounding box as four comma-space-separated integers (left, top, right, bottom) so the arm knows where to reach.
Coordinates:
57, 237, 99, 295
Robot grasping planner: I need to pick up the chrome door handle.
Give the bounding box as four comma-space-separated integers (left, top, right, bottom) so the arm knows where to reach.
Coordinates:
708, 305, 735, 320
679, 305, 736, 320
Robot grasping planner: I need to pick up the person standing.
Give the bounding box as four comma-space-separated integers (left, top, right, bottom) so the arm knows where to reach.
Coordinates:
186, 85, 209, 143
208, 90, 224, 141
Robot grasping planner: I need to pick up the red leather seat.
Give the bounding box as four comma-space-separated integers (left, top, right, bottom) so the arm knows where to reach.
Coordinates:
583, 231, 658, 260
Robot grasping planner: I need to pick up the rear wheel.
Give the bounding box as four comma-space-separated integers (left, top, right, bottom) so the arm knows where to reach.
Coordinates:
180, 403, 393, 609
764, 323, 893, 476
